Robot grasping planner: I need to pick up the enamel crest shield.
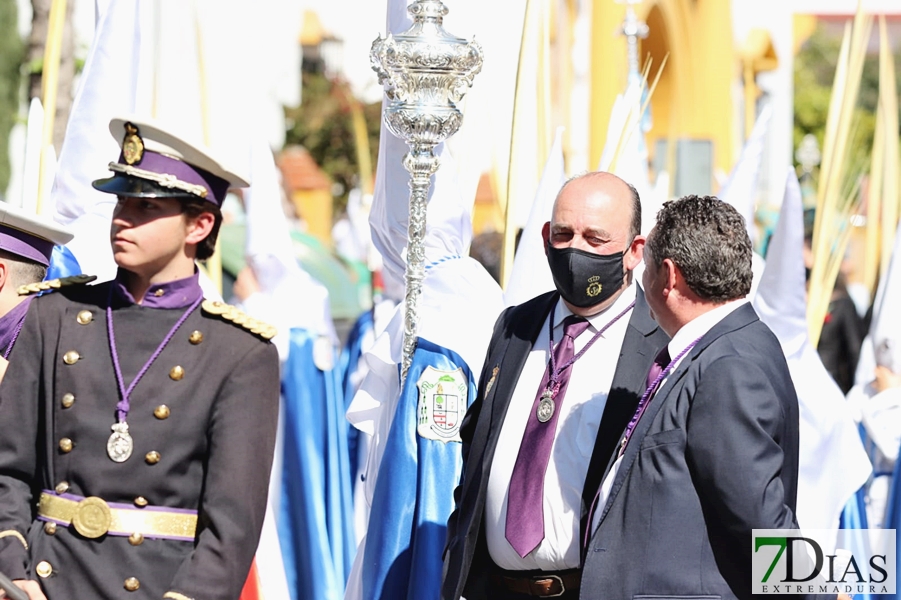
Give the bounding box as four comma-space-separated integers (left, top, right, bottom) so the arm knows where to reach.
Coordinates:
416, 366, 467, 443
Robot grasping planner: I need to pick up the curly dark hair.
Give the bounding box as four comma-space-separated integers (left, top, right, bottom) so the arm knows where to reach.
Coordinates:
646, 195, 752, 302
181, 200, 222, 262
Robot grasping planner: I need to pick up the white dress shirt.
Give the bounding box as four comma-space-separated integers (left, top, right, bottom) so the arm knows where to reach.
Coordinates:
485, 284, 637, 570
592, 298, 748, 531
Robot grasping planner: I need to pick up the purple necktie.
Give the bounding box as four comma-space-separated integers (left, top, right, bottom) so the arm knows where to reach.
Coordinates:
505, 315, 591, 558
617, 344, 672, 458
646, 345, 671, 391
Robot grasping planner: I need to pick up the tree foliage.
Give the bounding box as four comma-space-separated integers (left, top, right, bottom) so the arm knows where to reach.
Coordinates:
284, 71, 381, 216
793, 23, 901, 172
0, 0, 23, 197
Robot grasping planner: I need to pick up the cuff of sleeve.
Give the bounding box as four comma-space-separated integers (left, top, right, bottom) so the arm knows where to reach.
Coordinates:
0, 532, 29, 581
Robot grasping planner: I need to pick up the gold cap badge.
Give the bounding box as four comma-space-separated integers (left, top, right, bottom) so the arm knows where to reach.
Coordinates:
122, 122, 145, 165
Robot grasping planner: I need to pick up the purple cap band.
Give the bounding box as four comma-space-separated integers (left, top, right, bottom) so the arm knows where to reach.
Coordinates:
0, 225, 54, 266
118, 149, 230, 206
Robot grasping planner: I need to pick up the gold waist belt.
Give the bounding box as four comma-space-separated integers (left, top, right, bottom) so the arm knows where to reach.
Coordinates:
37, 492, 197, 541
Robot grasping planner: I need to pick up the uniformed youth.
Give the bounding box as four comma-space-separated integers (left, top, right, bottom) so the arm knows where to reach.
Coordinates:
0, 118, 280, 600
0, 204, 74, 383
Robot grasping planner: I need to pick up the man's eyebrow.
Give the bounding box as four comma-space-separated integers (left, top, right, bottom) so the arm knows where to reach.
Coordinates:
583, 227, 612, 238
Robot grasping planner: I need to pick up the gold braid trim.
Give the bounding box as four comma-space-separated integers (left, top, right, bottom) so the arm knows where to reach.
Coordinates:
108, 162, 208, 198
0, 530, 28, 549
17, 274, 97, 296
163, 593, 194, 600
201, 300, 277, 340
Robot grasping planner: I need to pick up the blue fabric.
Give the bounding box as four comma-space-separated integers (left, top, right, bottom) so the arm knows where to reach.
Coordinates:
361, 338, 475, 600
45, 245, 81, 281
279, 328, 355, 600
839, 485, 874, 600
339, 309, 375, 486
885, 445, 901, 600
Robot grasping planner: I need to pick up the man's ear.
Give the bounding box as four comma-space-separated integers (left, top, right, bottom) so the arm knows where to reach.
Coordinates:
184, 211, 216, 246
625, 235, 645, 271
662, 258, 679, 296
0, 260, 9, 292
541, 221, 551, 256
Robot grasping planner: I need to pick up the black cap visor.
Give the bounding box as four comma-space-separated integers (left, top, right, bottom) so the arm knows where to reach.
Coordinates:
92, 174, 198, 201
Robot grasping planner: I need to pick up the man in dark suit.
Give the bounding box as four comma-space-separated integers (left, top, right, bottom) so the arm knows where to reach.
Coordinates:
583, 195, 813, 600
442, 172, 668, 600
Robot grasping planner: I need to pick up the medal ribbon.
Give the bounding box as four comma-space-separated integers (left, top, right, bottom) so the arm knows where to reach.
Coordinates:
107, 287, 202, 423
544, 299, 635, 397
617, 334, 704, 457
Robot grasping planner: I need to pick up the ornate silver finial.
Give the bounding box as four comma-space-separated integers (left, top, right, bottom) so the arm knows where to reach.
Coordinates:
371, 0, 483, 385
618, 0, 648, 81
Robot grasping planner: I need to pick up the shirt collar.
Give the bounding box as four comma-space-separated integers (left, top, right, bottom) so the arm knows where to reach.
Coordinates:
553, 281, 637, 334
113, 268, 204, 309
668, 298, 748, 358
0, 297, 32, 352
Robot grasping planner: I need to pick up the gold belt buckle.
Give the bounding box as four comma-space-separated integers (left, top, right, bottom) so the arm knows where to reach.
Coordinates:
71, 496, 111, 539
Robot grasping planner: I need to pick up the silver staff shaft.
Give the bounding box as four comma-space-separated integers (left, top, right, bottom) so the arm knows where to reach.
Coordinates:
370, 0, 483, 388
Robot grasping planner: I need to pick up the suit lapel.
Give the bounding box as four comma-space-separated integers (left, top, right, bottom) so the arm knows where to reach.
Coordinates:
482, 292, 557, 472
594, 302, 760, 527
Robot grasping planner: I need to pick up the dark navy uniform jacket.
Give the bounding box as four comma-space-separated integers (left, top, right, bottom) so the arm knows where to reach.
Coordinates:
0, 273, 279, 600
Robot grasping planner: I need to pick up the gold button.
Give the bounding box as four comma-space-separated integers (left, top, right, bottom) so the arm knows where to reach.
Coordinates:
145, 451, 161, 465
133, 496, 148, 507
153, 405, 170, 420
189, 330, 203, 345
124, 577, 140, 591
128, 532, 144, 546
153, 288, 164, 297
44, 522, 57, 535
59, 438, 73, 453
54, 481, 69, 494
76, 310, 93, 325
61, 393, 75, 408
35, 560, 52, 578
63, 350, 80, 365
169, 366, 185, 381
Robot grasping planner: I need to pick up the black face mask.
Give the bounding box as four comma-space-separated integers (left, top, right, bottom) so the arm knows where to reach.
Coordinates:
546, 243, 626, 308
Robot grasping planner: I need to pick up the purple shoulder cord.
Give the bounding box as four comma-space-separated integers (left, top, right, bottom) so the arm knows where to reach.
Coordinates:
106, 287, 202, 423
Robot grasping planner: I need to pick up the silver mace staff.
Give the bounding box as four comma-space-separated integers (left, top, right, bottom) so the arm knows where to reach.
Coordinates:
370, 0, 483, 386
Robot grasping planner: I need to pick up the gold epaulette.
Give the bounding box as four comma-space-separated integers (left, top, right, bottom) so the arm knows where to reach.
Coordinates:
201, 300, 277, 340
17, 274, 97, 296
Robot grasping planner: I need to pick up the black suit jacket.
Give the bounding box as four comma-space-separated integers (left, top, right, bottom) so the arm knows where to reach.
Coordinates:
442, 287, 668, 600
583, 303, 803, 600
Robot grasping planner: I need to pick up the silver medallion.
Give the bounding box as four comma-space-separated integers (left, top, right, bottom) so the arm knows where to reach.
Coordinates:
107, 421, 133, 463
536, 390, 556, 423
